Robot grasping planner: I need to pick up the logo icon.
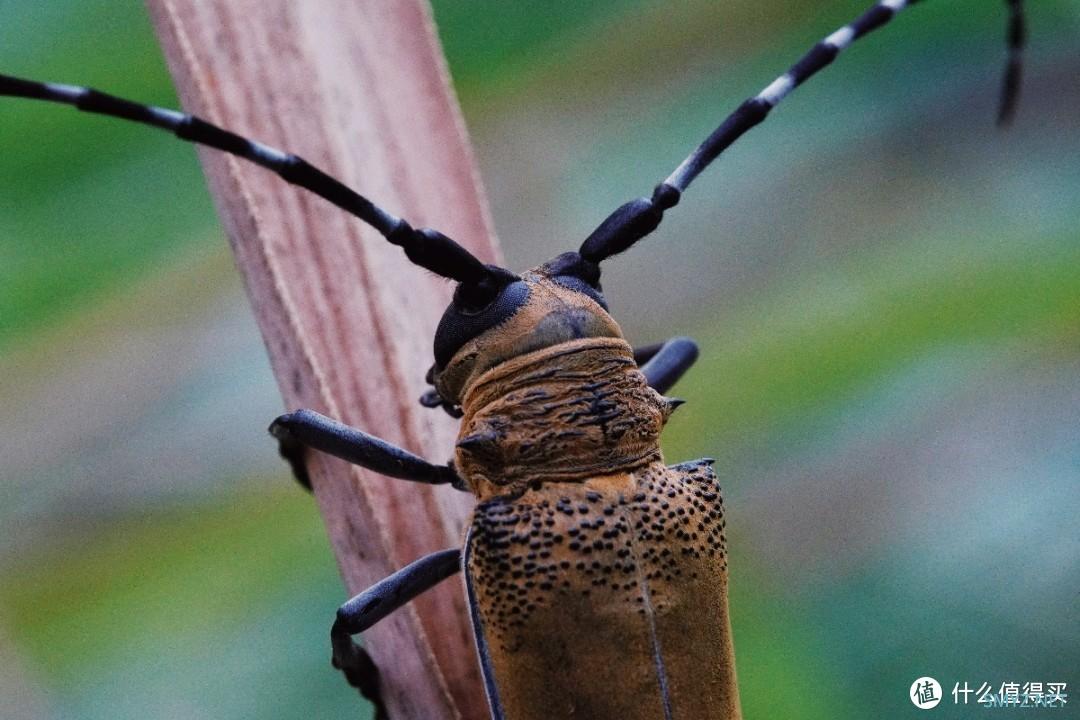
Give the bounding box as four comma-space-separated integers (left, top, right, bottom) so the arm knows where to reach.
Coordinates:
911, 677, 943, 709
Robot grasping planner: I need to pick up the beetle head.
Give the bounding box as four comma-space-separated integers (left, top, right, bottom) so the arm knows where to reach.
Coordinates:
426, 251, 622, 408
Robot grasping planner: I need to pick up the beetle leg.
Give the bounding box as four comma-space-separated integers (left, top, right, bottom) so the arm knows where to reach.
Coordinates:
332, 549, 462, 715
269, 409, 465, 492
332, 643, 387, 720
418, 388, 464, 418
634, 336, 699, 394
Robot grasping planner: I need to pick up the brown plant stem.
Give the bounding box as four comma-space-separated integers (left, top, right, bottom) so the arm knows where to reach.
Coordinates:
147, 1, 497, 717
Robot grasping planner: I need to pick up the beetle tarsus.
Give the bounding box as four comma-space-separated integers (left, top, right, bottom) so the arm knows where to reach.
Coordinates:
331, 549, 462, 714
330, 633, 388, 720
272, 423, 313, 491
418, 388, 464, 418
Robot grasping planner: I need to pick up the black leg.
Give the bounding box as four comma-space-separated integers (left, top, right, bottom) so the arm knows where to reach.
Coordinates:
275, 427, 316, 491
332, 549, 462, 716
269, 409, 465, 491
335, 643, 387, 720
635, 337, 699, 395
418, 388, 464, 418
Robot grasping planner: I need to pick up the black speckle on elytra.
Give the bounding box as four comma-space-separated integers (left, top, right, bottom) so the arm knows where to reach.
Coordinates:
468, 461, 727, 644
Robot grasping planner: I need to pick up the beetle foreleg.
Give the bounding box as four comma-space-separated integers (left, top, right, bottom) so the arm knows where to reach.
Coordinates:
331, 549, 462, 715
635, 337, 699, 394
268, 409, 465, 491
333, 643, 387, 720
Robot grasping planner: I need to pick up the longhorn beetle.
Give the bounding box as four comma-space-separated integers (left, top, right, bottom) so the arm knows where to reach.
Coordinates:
1, 1, 1026, 718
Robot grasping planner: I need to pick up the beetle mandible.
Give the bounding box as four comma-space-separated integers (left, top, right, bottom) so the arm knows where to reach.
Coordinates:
0, 0, 1026, 718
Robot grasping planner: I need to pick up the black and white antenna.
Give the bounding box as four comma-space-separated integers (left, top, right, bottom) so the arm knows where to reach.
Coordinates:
0, 73, 498, 286
0, 0, 1026, 279
580, 0, 1027, 266
998, 0, 1026, 126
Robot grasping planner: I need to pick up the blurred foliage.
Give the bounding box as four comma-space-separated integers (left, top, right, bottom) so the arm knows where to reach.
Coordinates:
1, 1, 1077, 719
0, 1, 209, 348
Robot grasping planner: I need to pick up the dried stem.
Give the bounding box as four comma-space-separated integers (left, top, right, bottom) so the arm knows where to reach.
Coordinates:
147, 1, 497, 717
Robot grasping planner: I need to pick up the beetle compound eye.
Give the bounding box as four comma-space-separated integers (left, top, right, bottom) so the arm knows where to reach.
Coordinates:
433, 280, 531, 368
552, 275, 608, 311
542, 251, 608, 310
451, 264, 522, 315
453, 281, 500, 315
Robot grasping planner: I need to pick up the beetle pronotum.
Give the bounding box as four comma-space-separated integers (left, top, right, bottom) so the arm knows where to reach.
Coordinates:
1, 0, 1026, 718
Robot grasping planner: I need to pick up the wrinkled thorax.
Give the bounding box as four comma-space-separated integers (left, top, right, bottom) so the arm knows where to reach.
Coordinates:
454, 337, 676, 500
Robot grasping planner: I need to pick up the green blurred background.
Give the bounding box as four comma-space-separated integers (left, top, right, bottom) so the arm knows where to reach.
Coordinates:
1, 1, 1077, 718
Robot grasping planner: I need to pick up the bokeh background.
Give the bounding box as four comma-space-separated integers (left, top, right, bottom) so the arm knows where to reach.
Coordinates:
1, 1, 1077, 718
